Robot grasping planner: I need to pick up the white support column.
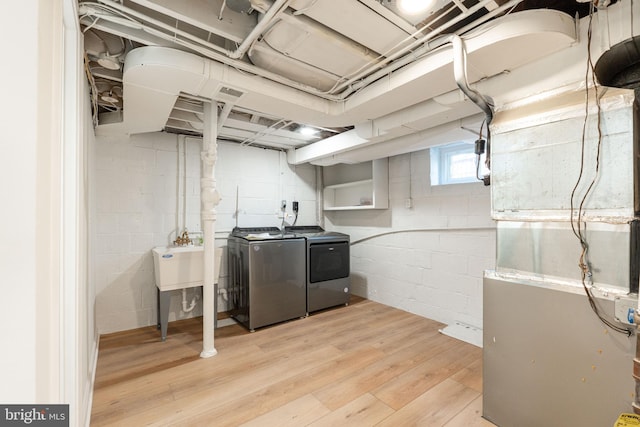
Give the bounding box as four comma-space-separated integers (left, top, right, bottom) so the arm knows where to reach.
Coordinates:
200, 102, 220, 358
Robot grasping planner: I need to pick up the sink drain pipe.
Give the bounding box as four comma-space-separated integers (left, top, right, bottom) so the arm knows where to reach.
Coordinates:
181, 288, 198, 313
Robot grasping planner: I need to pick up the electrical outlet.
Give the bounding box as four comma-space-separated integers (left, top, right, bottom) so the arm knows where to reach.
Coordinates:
405, 198, 413, 209
614, 294, 638, 325
292, 201, 299, 212
281, 200, 286, 211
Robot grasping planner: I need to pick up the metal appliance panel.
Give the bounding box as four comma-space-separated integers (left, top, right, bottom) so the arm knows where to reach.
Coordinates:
245, 238, 306, 330
307, 276, 350, 313
483, 275, 635, 427
228, 227, 306, 331
307, 240, 350, 312
287, 226, 351, 313
309, 241, 350, 283
496, 221, 631, 292
228, 236, 248, 326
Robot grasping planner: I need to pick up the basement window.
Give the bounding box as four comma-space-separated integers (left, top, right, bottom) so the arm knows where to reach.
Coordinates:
430, 142, 488, 185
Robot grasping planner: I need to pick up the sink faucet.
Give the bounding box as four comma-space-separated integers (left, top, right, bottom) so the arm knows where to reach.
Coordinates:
174, 230, 191, 246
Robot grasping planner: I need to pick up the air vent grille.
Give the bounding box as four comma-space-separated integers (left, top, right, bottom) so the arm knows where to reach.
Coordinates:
217, 86, 245, 102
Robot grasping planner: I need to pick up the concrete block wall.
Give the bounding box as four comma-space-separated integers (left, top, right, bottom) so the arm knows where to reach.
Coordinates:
326, 149, 495, 330
92, 132, 317, 334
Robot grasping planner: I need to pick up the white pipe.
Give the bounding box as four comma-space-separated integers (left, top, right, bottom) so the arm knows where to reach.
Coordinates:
218, 0, 227, 20
229, 0, 291, 59
217, 102, 234, 132
337, 0, 524, 99
81, 11, 341, 100
315, 165, 324, 228
181, 288, 198, 312
329, 0, 525, 96
80, 0, 522, 101
91, 0, 291, 60
173, 135, 181, 245
240, 119, 290, 146
200, 101, 220, 358
350, 226, 496, 245
91, 1, 230, 54
180, 135, 187, 233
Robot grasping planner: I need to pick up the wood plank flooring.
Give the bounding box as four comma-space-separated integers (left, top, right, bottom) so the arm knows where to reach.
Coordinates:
91, 297, 496, 426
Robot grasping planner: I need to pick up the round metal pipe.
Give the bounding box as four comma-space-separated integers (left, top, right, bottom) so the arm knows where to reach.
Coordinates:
452, 35, 493, 123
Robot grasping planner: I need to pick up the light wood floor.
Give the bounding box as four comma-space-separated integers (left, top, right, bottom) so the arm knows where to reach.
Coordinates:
91, 297, 496, 426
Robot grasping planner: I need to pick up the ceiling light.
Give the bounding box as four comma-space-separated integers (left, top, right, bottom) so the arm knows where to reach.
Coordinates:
397, 0, 436, 15
299, 126, 318, 136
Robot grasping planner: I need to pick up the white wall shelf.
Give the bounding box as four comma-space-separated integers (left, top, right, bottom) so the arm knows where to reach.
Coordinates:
323, 159, 388, 210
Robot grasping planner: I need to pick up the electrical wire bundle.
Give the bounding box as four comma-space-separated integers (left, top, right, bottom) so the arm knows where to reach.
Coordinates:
570, 1, 632, 336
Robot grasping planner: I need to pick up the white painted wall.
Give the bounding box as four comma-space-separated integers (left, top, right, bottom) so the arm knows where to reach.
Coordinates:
325, 150, 495, 331
92, 132, 495, 336
92, 134, 317, 333
1, 0, 41, 404
0, 1, 96, 426
63, 2, 98, 425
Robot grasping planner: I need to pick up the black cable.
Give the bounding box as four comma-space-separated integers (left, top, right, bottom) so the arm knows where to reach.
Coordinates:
476, 120, 486, 181
570, 1, 632, 336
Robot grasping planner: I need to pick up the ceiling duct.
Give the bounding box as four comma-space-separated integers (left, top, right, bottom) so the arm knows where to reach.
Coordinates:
108, 8, 581, 162
226, 0, 253, 13
119, 9, 576, 131
595, 36, 640, 89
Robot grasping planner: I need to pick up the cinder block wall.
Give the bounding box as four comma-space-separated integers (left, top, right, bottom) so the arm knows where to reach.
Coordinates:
92, 133, 495, 335
91, 132, 317, 334
326, 150, 495, 331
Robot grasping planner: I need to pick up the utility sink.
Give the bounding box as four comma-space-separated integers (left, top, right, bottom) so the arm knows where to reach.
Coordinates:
152, 246, 205, 292
152, 245, 223, 341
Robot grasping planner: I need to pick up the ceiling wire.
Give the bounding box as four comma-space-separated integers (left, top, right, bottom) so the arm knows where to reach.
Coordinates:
570, 1, 632, 336
292, 0, 319, 15
82, 51, 99, 126
218, 0, 227, 20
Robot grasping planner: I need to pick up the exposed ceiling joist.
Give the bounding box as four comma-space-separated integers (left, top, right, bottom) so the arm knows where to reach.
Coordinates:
80, 0, 592, 157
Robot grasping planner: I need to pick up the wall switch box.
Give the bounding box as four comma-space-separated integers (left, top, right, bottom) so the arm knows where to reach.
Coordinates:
405, 198, 413, 209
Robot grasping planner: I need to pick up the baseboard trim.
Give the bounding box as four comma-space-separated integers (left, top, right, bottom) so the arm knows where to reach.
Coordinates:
83, 336, 99, 427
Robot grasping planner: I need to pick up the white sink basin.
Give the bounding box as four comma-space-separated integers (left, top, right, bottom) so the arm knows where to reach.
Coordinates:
152, 246, 221, 291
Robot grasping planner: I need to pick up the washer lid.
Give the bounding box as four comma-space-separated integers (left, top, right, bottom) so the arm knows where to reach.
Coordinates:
231, 226, 300, 240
